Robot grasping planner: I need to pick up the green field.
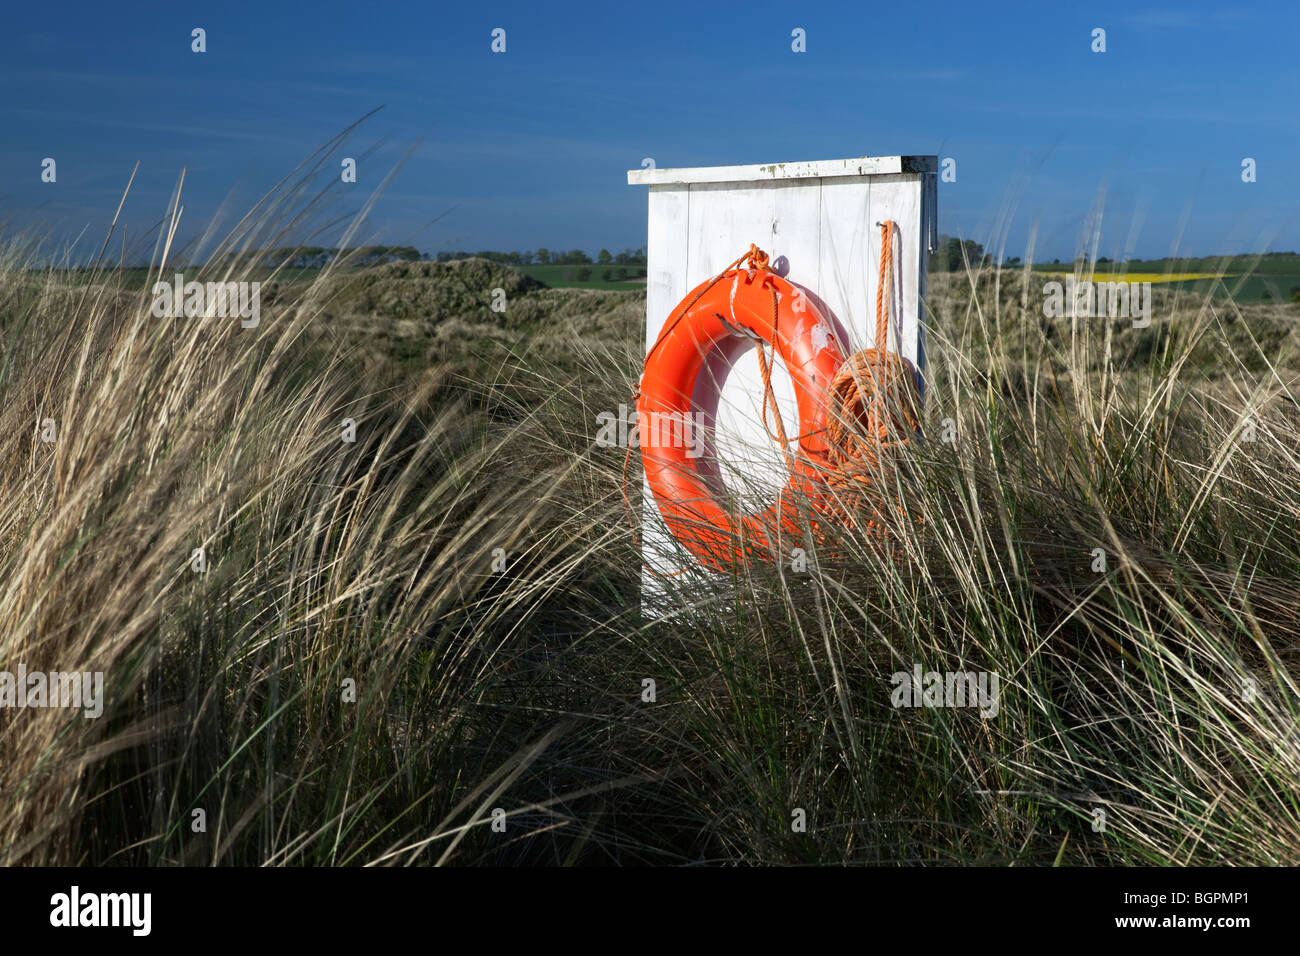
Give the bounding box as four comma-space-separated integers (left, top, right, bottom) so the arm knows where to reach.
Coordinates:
1029, 252, 1300, 303
517, 263, 646, 290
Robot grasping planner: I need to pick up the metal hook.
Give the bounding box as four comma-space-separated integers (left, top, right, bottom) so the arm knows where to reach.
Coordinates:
714, 312, 762, 343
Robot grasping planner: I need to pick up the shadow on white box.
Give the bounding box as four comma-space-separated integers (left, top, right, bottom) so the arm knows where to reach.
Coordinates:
626, 156, 939, 616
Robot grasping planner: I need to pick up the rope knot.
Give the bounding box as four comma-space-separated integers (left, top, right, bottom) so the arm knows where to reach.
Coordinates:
742, 243, 770, 273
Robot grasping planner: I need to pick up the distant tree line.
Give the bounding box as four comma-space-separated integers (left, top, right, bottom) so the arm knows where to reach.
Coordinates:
927, 238, 1300, 271
238, 246, 424, 268
206, 245, 649, 269
928, 236, 990, 271
434, 248, 647, 266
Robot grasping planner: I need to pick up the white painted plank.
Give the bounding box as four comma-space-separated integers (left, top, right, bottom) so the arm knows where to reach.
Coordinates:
641, 186, 690, 588
819, 173, 923, 366
628, 155, 937, 186
644, 185, 689, 352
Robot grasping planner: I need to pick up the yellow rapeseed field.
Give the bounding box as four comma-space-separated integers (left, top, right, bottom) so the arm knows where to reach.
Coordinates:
1040, 271, 1229, 283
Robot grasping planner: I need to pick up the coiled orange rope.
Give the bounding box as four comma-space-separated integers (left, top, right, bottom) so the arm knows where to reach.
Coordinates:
818, 221, 922, 533
751, 222, 920, 536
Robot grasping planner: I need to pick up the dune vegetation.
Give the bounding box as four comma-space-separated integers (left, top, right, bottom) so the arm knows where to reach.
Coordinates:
2, 158, 1299, 866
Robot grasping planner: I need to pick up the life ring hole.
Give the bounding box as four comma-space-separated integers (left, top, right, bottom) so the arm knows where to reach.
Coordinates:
692, 336, 800, 513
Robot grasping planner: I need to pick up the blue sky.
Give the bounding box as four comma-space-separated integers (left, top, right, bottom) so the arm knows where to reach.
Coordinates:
1, 0, 1296, 263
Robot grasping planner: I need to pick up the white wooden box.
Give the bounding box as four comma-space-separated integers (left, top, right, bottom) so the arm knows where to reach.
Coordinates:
626, 156, 938, 610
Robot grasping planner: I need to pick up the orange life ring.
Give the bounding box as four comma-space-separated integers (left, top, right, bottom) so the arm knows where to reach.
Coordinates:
637, 262, 847, 570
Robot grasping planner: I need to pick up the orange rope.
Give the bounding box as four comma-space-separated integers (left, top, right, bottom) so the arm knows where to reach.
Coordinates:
875, 219, 893, 359
749, 223, 920, 536
754, 223, 918, 471
820, 221, 921, 536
